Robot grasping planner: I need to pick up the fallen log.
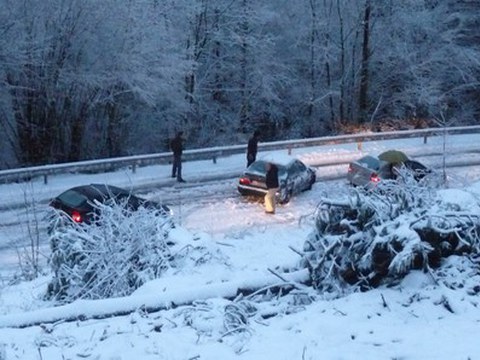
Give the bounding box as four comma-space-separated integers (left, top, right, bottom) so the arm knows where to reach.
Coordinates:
0, 269, 310, 329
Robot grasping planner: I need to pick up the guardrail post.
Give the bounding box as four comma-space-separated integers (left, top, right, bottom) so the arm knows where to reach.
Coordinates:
44, 174, 48, 184
213, 155, 217, 164
357, 141, 363, 151
132, 163, 137, 174
288, 145, 292, 155
424, 135, 428, 144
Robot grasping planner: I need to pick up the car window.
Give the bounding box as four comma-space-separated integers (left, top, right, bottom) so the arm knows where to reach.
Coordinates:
119, 194, 142, 209
99, 192, 137, 210
250, 161, 287, 177
248, 161, 268, 173
108, 186, 133, 198
113, 192, 131, 201
57, 189, 88, 208
287, 163, 296, 176
404, 160, 426, 171
292, 160, 306, 173
358, 156, 380, 170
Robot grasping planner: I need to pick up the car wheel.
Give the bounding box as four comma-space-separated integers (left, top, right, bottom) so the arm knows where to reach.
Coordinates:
279, 189, 292, 204
305, 172, 316, 191
306, 180, 314, 191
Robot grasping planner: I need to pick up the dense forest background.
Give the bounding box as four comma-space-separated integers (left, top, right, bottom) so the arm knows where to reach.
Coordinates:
0, 0, 479, 169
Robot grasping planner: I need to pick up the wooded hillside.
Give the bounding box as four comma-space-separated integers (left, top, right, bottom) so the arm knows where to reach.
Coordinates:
0, 0, 478, 168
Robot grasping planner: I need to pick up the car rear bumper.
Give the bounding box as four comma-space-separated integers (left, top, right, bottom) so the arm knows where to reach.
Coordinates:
238, 185, 268, 197
347, 173, 365, 187
238, 185, 287, 203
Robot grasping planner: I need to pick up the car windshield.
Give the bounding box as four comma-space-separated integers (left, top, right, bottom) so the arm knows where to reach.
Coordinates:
57, 189, 88, 208
249, 161, 287, 177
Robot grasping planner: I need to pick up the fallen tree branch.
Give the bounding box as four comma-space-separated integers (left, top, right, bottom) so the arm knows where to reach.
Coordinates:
267, 268, 311, 292
381, 293, 390, 310
288, 245, 304, 257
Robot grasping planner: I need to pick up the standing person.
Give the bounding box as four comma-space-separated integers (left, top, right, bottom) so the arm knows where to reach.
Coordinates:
246, 130, 260, 167
170, 131, 186, 182
264, 162, 279, 214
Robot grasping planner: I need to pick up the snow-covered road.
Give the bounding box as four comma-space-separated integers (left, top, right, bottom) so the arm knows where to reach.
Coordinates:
2, 133, 480, 278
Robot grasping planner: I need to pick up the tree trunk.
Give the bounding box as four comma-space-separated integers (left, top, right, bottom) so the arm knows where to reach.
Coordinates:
239, 0, 250, 133
307, 0, 318, 123
358, 0, 371, 124
0, 270, 310, 328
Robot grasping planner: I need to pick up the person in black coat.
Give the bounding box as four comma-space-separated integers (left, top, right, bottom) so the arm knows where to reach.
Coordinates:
264, 162, 279, 214
170, 131, 185, 182
246, 130, 260, 167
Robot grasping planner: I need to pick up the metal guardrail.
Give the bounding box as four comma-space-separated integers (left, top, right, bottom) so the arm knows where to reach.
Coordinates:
1, 125, 480, 184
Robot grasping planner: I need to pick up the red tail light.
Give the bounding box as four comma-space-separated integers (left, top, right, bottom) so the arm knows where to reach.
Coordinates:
239, 177, 251, 185
370, 173, 381, 183
348, 164, 354, 173
71, 211, 83, 223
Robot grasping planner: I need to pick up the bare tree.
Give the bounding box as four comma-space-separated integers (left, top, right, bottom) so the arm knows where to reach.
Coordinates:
357, 0, 371, 124
1, 0, 479, 167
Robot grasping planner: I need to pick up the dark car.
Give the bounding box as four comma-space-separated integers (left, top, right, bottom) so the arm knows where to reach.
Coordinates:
49, 184, 172, 226
238, 156, 316, 203
347, 152, 430, 187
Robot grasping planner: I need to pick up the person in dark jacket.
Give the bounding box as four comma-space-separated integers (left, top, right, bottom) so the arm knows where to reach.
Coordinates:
246, 130, 260, 167
170, 131, 185, 182
264, 162, 279, 214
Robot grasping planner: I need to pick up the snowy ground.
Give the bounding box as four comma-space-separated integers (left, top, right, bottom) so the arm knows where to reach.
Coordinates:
1, 134, 480, 359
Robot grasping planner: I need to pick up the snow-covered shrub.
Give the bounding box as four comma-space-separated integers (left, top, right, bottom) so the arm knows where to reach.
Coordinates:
303, 180, 480, 295
223, 300, 257, 336
172, 298, 257, 352
47, 201, 196, 302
